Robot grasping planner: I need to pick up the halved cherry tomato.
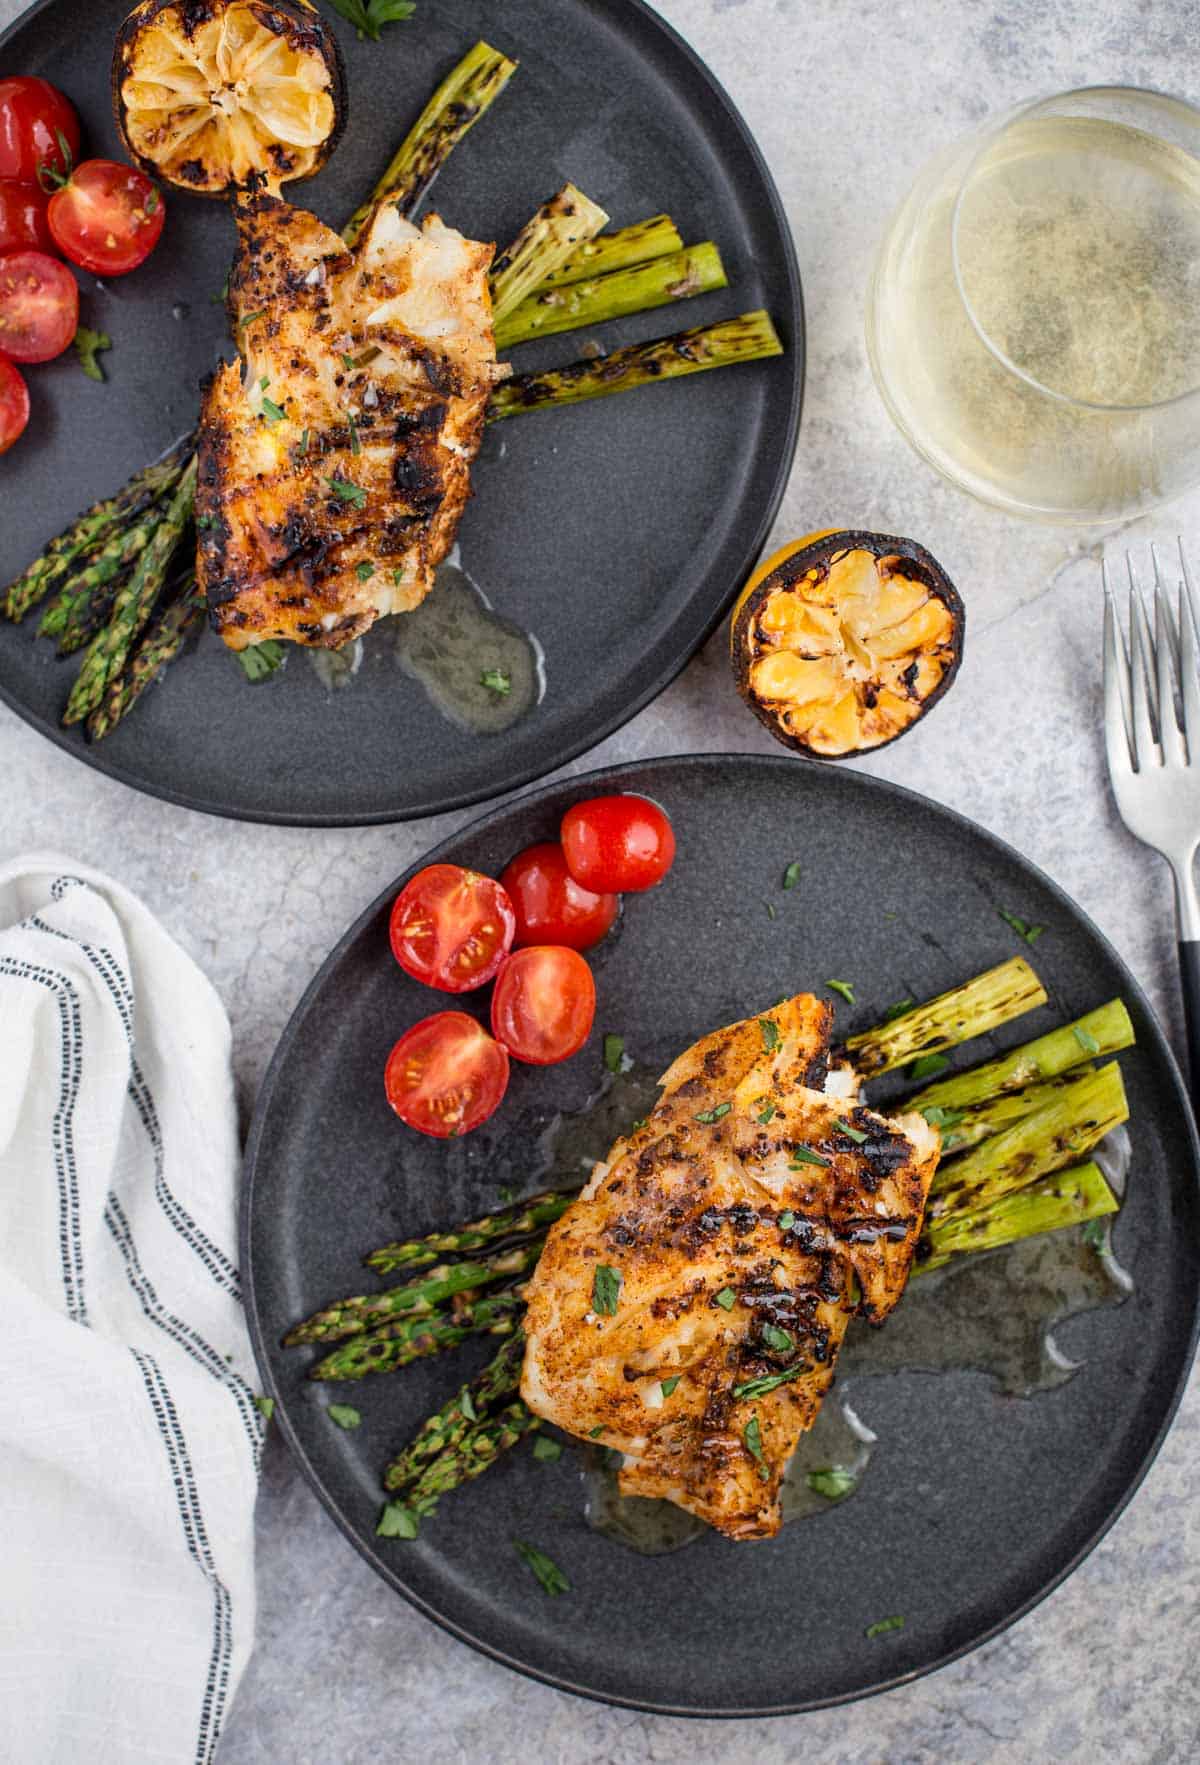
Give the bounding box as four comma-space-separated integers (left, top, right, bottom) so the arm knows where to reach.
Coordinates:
0, 356, 30, 456
500, 841, 619, 952
0, 78, 79, 186
490, 946, 596, 1066
0, 250, 78, 362
561, 795, 677, 895
47, 160, 165, 277
389, 863, 517, 993
384, 1011, 510, 1138
0, 181, 53, 255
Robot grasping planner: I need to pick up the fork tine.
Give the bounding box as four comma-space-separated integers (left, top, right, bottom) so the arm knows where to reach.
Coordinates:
1127, 561, 1160, 768
1179, 538, 1200, 762
1103, 564, 1134, 776
1151, 554, 1186, 767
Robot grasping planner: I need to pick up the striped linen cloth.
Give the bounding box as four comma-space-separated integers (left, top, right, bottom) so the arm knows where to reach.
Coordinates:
0, 857, 261, 1764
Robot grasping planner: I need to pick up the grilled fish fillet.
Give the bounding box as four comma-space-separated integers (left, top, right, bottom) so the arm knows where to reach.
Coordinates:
196, 189, 507, 650
521, 994, 940, 1540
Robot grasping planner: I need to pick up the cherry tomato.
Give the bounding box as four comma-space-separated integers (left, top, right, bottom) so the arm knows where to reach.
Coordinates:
490, 946, 596, 1066
384, 1011, 510, 1138
0, 181, 53, 255
47, 160, 165, 277
0, 356, 30, 457
560, 795, 677, 895
389, 863, 517, 993
0, 250, 78, 362
0, 78, 79, 186
500, 841, 619, 952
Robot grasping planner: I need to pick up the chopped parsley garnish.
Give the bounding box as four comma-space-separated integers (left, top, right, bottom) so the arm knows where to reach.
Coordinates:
826, 979, 855, 1004
588, 1425, 606, 1437
1074, 1025, 1101, 1054
376, 1501, 418, 1539
497, 1186, 515, 1203
998, 908, 1046, 944
327, 476, 367, 508
341, 353, 356, 370
459, 1390, 477, 1422
733, 1364, 806, 1400
603, 1032, 624, 1073
789, 1146, 830, 1169
1082, 1217, 1108, 1251
297, 428, 310, 456
239, 309, 267, 329
808, 1467, 857, 1500
326, 1403, 361, 1430
356, 560, 375, 581
757, 1101, 777, 1124
481, 667, 511, 695
630, 1117, 648, 1132
532, 1436, 562, 1463
261, 395, 286, 423
882, 997, 915, 1023
742, 1412, 769, 1481
195, 513, 217, 531
908, 1052, 949, 1081
74, 325, 111, 382
592, 1264, 621, 1316
766, 902, 777, 920
236, 640, 285, 683
782, 861, 801, 890
348, 413, 362, 455
513, 1538, 569, 1597
660, 1376, 680, 1398
759, 1017, 780, 1052
258, 375, 270, 389
253, 1395, 274, 1421
714, 1287, 736, 1310
761, 1324, 794, 1353
778, 1210, 795, 1230
921, 1104, 966, 1130
145, 187, 160, 215
694, 1102, 731, 1124
865, 1615, 905, 1639
834, 1117, 869, 1145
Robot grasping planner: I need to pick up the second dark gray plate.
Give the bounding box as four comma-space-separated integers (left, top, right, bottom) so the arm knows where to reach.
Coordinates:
0, 0, 802, 823
243, 754, 1200, 1714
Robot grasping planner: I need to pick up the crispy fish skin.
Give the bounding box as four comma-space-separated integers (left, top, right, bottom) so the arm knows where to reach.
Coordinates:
196, 190, 507, 651
520, 994, 941, 1540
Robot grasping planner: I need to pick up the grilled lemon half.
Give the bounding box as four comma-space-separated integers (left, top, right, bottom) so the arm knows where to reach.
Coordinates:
114, 0, 345, 196
730, 529, 965, 758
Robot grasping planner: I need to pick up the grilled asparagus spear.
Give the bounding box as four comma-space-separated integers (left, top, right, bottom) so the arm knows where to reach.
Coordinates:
846, 958, 1048, 1077
383, 1332, 526, 1490
490, 185, 610, 326
308, 1286, 528, 1381
540, 215, 683, 288
86, 578, 204, 742
905, 1000, 1135, 1113
365, 1189, 575, 1275
283, 1241, 544, 1347
917, 1159, 1118, 1274
495, 242, 727, 351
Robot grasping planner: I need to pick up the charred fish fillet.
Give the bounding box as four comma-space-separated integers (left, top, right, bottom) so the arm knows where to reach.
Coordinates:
196, 190, 507, 650
521, 994, 940, 1539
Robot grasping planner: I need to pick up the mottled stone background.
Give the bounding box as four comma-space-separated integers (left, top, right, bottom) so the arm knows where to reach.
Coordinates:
2, 0, 1198, 1759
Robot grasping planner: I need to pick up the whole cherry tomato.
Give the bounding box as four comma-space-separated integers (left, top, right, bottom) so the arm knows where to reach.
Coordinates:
384, 1011, 510, 1138
0, 356, 30, 456
47, 159, 165, 277
561, 795, 677, 895
500, 841, 619, 952
0, 180, 54, 255
490, 947, 597, 1066
0, 250, 78, 362
389, 863, 516, 993
0, 77, 79, 185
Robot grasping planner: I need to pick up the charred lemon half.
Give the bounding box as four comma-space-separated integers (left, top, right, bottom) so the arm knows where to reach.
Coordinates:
730, 529, 965, 759
114, 0, 345, 196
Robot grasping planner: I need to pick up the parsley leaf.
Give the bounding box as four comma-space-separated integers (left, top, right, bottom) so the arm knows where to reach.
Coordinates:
326, 1403, 361, 1430
789, 1146, 830, 1169
481, 667, 511, 695
882, 997, 915, 1023
327, 476, 367, 508
532, 1436, 562, 1463
807, 1466, 857, 1500
733, 1365, 806, 1400
376, 1501, 418, 1539
826, 979, 855, 1004
778, 1209, 796, 1230
742, 1412, 769, 1480
261, 395, 286, 423
253, 1395, 274, 1421
74, 325, 111, 382
239, 309, 267, 329
757, 1101, 777, 1124
356, 560, 375, 582
714, 1287, 736, 1310
865, 1615, 905, 1639
998, 908, 1046, 944
513, 1538, 569, 1596
761, 1323, 794, 1353
660, 1375, 680, 1398
1074, 1025, 1101, 1054
459, 1389, 477, 1423
592, 1264, 621, 1316
694, 1102, 731, 1124
782, 861, 801, 890
324, 0, 416, 40
759, 1018, 780, 1053
589, 1425, 606, 1437
603, 1033, 624, 1073
834, 1117, 869, 1145
1082, 1217, 1109, 1251
908, 1052, 950, 1082
236, 641, 286, 683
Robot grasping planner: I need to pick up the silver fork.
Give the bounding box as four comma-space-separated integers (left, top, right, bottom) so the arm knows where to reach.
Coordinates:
1102, 539, 1200, 1108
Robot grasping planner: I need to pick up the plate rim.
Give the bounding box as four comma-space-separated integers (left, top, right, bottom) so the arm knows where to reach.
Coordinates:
0, 0, 805, 827
241, 750, 1200, 1716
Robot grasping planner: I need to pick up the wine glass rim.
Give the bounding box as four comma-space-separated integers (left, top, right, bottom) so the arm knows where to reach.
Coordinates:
950, 82, 1200, 413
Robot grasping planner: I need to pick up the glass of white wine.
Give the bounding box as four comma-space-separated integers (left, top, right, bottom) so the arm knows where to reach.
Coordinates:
866, 87, 1200, 523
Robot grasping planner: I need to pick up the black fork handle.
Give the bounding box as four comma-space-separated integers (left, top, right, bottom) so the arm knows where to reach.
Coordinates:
1183, 941, 1200, 1115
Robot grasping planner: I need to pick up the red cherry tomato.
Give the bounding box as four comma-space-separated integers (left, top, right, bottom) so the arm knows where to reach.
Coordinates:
0, 181, 54, 255
389, 863, 517, 993
490, 946, 596, 1066
0, 250, 78, 362
48, 160, 165, 277
0, 78, 79, 185
0, 356, 30, 456
384, 1011, 510, 1138
560, 795, 677, 895
500, 841, 619, 952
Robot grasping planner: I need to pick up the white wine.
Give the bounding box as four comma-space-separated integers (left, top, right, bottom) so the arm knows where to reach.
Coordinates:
868, 93, 1200, 522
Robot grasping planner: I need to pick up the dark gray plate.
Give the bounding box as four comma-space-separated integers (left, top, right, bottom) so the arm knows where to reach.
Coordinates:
0, 0, 802, 824
243, 754, 1200, 1714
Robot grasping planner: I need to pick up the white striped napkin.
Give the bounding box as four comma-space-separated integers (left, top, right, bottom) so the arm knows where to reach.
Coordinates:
0, 856, 260, 1765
